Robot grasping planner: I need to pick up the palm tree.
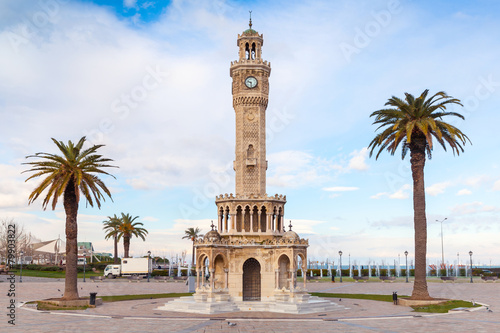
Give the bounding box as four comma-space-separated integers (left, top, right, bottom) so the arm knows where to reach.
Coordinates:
368, 89, 470, 300
103, 214, 121, 264
183, 227, 203, 266
23, 137, 116, 300
116, 213, 148, 258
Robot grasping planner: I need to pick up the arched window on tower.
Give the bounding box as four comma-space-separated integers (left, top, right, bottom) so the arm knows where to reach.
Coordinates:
251, 43, 256, 60
247, 144, 256, 166
247, 145, 254, 158
245, 42, 250, 60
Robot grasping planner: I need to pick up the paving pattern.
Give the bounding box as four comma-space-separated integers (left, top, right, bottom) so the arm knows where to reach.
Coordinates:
1, 275, 498, 332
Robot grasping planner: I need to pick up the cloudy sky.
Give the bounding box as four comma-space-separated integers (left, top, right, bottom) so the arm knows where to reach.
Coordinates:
1, 0, 499, 267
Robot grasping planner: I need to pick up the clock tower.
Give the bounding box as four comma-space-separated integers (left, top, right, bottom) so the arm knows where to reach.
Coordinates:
158, 20, 336, 313
230, 19, 270, 197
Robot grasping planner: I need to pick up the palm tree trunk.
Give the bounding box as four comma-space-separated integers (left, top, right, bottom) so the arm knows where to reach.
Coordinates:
62, 179, 79, 300
409, 138, 432, 300
192, 240, 195, 266
113, 234, 118, 264
124, 235, 130, 258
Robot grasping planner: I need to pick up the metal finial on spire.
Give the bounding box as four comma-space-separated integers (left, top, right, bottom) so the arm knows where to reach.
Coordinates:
210, 220, 215, 230
249, 10, 252, 29
289, 220, 293, 231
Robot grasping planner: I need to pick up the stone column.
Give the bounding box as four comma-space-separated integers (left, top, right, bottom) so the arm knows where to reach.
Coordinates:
201, 266, 205, 287
249, 213, 253, 233
257, 208, 262, 232
289, 269, 296, 290
210, 268, 215, 291
275, 269, 279, 289
266, 213, 271, 232
229, 214, 235, 231
224, 268, 229, 290
196, 269, 200, 289
302, 265, 307, 290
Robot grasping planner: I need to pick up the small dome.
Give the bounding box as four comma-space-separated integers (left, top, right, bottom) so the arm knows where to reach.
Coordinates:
282, 230, 300, 241
204, 221, 221, 242
243, 28, 258, 36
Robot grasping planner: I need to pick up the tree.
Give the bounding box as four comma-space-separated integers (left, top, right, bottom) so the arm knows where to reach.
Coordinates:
0, 218, 39, 264
368, 90, 470, 300
102, 214, 121, 264
23, 137, 116, 300
115, 213, 148, 258
182, 227, 202, 266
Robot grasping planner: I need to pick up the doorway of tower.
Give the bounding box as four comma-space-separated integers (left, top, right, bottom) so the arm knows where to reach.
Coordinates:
242, 258, 261, 301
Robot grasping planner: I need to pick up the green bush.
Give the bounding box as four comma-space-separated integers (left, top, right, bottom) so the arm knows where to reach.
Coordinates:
40, 266, 63, 272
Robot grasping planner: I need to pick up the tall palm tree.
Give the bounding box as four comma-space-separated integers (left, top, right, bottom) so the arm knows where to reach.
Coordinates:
183, 227, 202, 266
23, 137, 116, 300
102, 214, 121, 264
368, 90, 470, 300
116, 213, 148, 258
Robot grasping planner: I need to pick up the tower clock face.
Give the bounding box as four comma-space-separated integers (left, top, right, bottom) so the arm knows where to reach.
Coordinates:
245, 76, 258, 88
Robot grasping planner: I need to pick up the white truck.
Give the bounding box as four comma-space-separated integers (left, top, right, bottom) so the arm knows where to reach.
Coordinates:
103, 258, 152, 278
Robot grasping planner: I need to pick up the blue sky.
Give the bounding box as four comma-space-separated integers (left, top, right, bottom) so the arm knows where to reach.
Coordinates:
1, 0, 499, 267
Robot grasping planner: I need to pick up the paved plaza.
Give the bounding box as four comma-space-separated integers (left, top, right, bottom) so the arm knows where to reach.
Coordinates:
1, 276, 498, 332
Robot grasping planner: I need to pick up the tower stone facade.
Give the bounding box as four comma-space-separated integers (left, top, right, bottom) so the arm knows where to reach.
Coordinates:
192, 21, 309, 304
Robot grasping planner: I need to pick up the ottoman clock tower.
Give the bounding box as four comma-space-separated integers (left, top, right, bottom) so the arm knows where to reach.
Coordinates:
159, 19, 339, 314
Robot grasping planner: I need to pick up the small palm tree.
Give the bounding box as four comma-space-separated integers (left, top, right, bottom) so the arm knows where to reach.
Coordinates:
116, 213, 148, 258
24, 137, 116, 300
368, 89, 470, 300
103, 214, 121, 264
183, 227, 203, 266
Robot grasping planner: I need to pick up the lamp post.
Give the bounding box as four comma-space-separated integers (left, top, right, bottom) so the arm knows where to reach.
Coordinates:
147, 251, 151, 283
469, 251, 473, 283
20, 251, 24, 283
404, 251, 408, 283
338, 251, 343, 283
457, 252, 459, 277
83, 250, 86, 282
436, 218, 447, 272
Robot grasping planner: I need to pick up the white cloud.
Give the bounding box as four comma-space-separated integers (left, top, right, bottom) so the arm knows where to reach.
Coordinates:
371, 184, 411, 200
287, 219, 326, 235
347, 147, 369, 171
493, 180, 500, 191
323, 186, 359, 192
450, 202, 499, 215
267, 151, 341, 188
426, 182, 451, 196
456, 189, 472, 196
0, 163, 34, 209
123, 0, 137, 9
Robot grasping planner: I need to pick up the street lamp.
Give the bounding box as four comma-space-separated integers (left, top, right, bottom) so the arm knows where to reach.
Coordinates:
83, 250, 87, 282
404, 251, 409, 283
20, 251, 24, 283
147, 251, 151, 283
435, 218, 447, 273
338, 251, 343, 283
469, 251, 473, 283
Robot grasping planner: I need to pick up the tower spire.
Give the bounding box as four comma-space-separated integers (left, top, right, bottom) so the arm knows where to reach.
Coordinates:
249, 10, 252, 29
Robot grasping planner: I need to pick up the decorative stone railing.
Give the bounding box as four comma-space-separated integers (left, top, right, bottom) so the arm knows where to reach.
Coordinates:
215, 193, 286, 202
195, 237, 308, 246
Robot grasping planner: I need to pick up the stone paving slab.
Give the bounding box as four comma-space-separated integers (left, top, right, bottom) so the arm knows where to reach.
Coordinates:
1, 276, 498, 332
